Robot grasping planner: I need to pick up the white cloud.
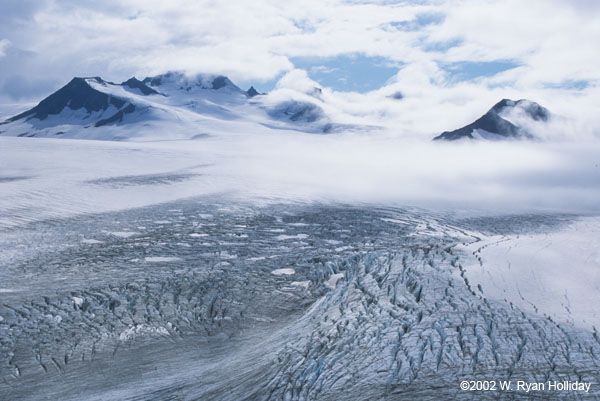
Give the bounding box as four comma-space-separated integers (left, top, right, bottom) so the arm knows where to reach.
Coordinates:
275, 69, 321, 92
0, 39, 10, 57
1, 0, 599, 138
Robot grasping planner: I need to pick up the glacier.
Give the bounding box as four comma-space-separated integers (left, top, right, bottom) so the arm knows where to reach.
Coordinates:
1, 196, 599, 400
1, 73, 599, 399
1, 134, 599, 400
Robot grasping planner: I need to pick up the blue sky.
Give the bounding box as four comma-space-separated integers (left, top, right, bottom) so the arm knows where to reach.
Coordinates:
254, 57, 522, 93
240, 55, 402, 93
439, 60, 521, 83
290, 55, 401, 92
242, 9, 526, 93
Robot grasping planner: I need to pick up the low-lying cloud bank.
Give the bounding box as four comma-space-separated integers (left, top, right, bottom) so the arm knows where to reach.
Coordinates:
228, 132, 600, 214
1, 127, 599, 229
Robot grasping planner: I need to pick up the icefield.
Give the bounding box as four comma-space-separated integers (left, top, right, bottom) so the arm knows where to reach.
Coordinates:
1, 133, 599, 400
3, 0, 600, 397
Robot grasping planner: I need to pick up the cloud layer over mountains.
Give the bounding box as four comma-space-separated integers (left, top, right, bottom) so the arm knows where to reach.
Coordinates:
1, 0, 599, 139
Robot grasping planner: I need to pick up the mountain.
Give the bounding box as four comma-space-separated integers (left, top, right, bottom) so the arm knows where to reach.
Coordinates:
267, 100, 324, 124
433, 99, 549, 141
3, 77, 155, 127
141, 72, 244, 95
121, 77, 160, 96
0, 76, 166, 138
246, 86, 261, 97
0, 71, 366, 140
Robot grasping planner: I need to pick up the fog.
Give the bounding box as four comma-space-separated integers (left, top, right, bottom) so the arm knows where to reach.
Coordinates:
1, 121, 599, 229
222, 131, 600, 214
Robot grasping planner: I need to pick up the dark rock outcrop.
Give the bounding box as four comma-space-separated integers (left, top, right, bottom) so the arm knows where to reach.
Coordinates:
246, 86, 260, 97
6, 77, 125, 122
121, 77, 159, 95
434, 99, 549, 141
267, 100, 324, 123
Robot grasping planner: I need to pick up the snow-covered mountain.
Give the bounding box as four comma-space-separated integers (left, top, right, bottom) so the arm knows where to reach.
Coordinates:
0, 76, 183, 140
0, 72, 352, 140
434, 99, 550, 141
1, 77, 161, 130
0, 77, 552, 142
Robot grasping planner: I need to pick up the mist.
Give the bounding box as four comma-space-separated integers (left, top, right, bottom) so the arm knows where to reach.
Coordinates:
219, 131, 600, 214
2, 121, 599, 230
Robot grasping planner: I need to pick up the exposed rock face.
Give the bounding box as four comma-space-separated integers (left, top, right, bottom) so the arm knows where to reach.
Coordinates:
267, 100, 325, 123
246, 86, 260, 97
434, 99, 549, 141
0, 71, 361, 138
121, 77, 159, 95
5, 78, 126, 123
1, 77, 156, 132
141, 72, 243, 93
94, 103, 137, 127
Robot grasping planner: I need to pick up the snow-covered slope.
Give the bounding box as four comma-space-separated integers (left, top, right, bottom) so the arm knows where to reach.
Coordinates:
0, 77, 167, 135
456, 216, 600, 329
0, 72, 353, 140
434, 99, 550, 141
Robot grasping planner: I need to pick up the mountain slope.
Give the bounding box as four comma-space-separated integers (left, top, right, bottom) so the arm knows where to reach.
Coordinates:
121, 77, 160, 96
5, 77, 128, 124
141, 72, 246, 99
0, 72, 272, 140
0, 76, 164, 137
434, 99, 549, 141
0, 71, 378, 140
0, 72, 352, 140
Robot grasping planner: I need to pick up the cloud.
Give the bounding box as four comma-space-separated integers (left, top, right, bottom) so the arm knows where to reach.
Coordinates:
0, 0, 598, 139
224, 132, 600, 213
275, 69, 321, 92
1, 74, 58, 100
0, 39, 10, 57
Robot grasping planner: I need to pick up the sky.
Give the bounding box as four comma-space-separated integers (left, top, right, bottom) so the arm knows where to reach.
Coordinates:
1, 0, 599, 138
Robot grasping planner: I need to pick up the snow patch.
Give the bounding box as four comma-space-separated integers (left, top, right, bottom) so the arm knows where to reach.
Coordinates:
380, 218, 409, 225
144, 256, 181, 262
119, 324, 170, 341
325, 273, 345, 289
275, 234, 308, 241
81, 238, 104, 244
271, 268, 296, 276
108, 231, 138, 238
291, 281, 310, 290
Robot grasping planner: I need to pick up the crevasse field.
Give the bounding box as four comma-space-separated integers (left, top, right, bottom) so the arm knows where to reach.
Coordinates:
1, 130, 599, 400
